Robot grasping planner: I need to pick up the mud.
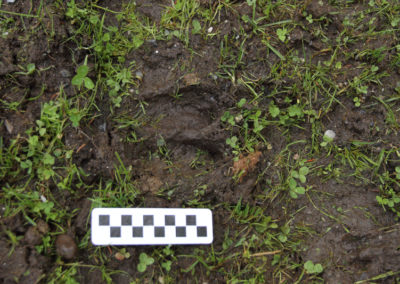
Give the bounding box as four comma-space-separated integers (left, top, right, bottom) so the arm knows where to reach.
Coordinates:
1, 0, 400, 283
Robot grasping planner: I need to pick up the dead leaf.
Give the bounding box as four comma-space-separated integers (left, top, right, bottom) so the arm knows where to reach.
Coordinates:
182, 73, 200, 86
141, 176, 163, 194
4, 119, 13, 134
115, 252, 125, 261
231, 151, 262, 182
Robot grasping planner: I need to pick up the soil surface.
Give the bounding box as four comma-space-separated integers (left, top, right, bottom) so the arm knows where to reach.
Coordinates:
1, 0, 400, 283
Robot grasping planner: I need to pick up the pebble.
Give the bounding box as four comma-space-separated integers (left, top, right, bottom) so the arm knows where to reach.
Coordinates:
55, 234, 78, 260
98, 122, 107, 132
135, 71, 143, 80
234, 114, 243, 123
59, 69, 71, 78
324, 129, 336, 139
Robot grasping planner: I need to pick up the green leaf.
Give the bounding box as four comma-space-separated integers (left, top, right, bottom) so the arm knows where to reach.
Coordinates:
102, 33, 111, 42
291, 170, 299, 179
314, 263, 323, 273
39, 128, 46, 136
39, 168, 54, 180
237, 98, 247, 108
269, 223, 278, 229
26, 63, 36, 74
69, 108, 83, 127
269, 103, 280, 118
21, 159, 32, 170
288, 177, 297, 190
288, 104, 303, 118
226, 136, 238, 148
192, 19, 201, 34
137, 263, 146, 273
161, 260, 172, 272
43, 153, 55, 165
242, 14, 250, 23
276, 28, 287, 42
304, 260, 314, 273
299, 175, 306, 183
299, 166, 309, 176
71, 76, 83, 86
289, 191, 298, 199
83, 77, 94, 89
278, 234, 287, 242
89, 15, 99, 24
294, 186, 305, 195
145, 256, 154, 265
76, 65, 89, 77
132, 36, 144, 49
139, 253, 154, 265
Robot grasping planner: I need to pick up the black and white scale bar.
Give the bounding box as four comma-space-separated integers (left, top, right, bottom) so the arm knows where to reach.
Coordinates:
91, 208, 213, 245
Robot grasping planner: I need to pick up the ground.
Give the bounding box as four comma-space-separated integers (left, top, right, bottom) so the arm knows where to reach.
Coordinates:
1, 0, 400, 283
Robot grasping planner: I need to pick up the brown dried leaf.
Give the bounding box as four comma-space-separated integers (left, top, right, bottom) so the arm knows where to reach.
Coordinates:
115, 252, 125, 261
232, 151, 262, 182
182, 73, 200, 86
4, 119, 13, 134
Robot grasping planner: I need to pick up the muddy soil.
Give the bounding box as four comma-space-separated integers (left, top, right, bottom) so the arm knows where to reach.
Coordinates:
1, 0, 400, 283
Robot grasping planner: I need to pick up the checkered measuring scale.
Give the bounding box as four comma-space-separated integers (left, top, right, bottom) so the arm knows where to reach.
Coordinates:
91, 208, 213, 245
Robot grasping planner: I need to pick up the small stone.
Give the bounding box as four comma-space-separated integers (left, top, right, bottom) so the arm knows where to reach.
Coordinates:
207, 27, 213, 33
55, 234, 78, 260
234, 114, 243, 123
135, 71, 143, 80
98, 122, 107, 132
24, 227, 41, 246
40, 195, 47, 202
59, 69, 71, 78
324, 130, 336, 139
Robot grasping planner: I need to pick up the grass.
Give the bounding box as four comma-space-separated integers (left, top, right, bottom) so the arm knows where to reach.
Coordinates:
1, 0, 400, 283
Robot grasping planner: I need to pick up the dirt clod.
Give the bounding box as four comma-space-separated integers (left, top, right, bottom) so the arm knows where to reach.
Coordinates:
24, 226, 42, 246
55, 234, 78, 260
36, 219, 49, 235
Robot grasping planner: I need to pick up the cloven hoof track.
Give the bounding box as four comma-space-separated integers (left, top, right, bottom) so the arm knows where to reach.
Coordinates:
140, 83, 228, 156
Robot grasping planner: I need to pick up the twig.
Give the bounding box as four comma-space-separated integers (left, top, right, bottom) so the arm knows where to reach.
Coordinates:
249, 250, 281, 257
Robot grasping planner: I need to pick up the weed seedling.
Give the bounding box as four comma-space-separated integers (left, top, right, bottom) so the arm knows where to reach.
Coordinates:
15, 63, 36, 75
304, 260, 323, 274
137, 252, 154, 273
71, 56, 94, 90
288, 165, 310, 198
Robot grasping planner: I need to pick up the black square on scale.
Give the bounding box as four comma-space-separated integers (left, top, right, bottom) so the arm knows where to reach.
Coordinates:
99, 215, 109, 226
176, 227, 186, 237
197, 226, 207, 237
110, 227, 121, 238
186, 215, 196, 226
143, 215, 154, 225
154, 227, 165, 237
165, 215, 175, 226
132, 227, 143, 237
121, 215, 132, 225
